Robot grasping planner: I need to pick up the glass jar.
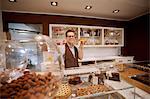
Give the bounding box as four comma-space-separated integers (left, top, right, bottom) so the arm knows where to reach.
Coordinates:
33, 34, 62, 72
0, 40, 27, 69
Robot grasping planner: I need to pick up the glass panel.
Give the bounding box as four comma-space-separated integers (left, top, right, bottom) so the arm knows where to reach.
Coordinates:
104, 29, 123, 45
8, 23, 43, 70
80, 28, 102, 45
51, 26, 78, 45
8, 23, 42, 40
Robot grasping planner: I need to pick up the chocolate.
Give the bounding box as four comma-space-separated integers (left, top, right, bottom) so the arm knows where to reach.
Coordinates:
68, 76, 82, 85
0, 71, 59, 98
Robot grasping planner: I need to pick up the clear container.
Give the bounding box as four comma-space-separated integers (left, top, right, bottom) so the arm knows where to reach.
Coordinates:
33, 34, 62, 72
0, 40, 27, 69
0, 35, 63, 99
0, 34, 62, 73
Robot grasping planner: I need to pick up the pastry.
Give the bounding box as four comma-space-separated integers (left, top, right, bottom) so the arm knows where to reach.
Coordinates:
77, 84, 110, 96
55, 84, 71, 99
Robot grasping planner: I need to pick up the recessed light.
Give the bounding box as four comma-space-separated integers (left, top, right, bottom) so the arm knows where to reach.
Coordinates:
85, 6, 92, 10
51, 2, 58, 6
9, 0, 16, 2
113, 9, 120, 13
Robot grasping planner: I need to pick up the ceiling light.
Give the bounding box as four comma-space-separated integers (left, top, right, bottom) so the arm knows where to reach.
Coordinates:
113, 9, 120, 13
9, 0, 16, 2
51, 2, 58, 6
85, 6, 92, 10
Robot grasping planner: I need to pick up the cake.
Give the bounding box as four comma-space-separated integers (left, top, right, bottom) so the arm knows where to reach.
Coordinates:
68, 76, 82, 85
109, 72, 120, 81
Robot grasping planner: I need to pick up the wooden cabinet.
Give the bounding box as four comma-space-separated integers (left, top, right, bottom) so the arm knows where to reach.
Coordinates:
49, 24, 124, 47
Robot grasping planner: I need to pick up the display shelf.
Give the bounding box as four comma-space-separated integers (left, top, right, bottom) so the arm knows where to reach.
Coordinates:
49, 24, 124, 47
49, 24, 79, 45
104, 28, 124, 46
80, 27, 102, 45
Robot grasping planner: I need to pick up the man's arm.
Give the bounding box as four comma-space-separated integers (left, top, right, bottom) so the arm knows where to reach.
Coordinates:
78, 42, 84, 60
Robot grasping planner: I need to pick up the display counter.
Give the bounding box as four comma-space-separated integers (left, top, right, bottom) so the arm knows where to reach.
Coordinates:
0, 63, 149, 99
79, 56, 134, 63
60, 66, 135, 99
119, 64, 150, 94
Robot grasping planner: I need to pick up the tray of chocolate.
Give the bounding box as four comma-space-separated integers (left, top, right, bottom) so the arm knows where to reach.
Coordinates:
70, 82, 128, 99
0, 70, 60, 99
65, 74, 115, 98
130, 73, 150, 86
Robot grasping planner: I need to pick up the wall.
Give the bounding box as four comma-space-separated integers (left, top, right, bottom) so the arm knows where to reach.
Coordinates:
2, 11, 126, 59
124, 14, 149, 61
0, 1, 5, 40
2, 12, 126, 33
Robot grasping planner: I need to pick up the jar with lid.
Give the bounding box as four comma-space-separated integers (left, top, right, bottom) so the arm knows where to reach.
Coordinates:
0, 40, 27, 69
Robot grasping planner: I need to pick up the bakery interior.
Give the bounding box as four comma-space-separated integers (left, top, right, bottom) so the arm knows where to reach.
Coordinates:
0, 0, 149, 99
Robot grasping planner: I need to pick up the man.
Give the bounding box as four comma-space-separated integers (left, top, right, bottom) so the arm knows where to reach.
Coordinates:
59, 30, 84, 68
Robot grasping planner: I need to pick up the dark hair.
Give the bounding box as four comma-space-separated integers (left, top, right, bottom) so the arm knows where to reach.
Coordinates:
65, 30, 75, 37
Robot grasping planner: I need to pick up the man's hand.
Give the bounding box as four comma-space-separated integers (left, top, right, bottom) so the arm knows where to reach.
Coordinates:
79, 40, 85, 49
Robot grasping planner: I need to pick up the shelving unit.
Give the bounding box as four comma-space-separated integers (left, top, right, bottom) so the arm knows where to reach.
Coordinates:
104, 27, 124, 46
49, 24, 79, 45
79, 26, 102, 46
49, 24, 124, 47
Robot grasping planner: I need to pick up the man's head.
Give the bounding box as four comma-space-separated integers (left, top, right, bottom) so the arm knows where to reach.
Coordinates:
65, 30, 76, 45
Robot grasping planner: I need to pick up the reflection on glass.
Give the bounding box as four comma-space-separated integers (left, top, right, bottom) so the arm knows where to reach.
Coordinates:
0, 40, 28, 69
52, 26, 78, 45
104, 29, 122, 45
80, 28, 102, 45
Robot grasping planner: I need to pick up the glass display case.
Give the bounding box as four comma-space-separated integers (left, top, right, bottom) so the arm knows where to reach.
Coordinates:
49, 24, 124, 47
49, 25, 78, 45
0, 40, 28, 69
0, 35, 62, 72
60, 65, 136, 99
0, 35, 63, 99
2, 46, 147, 99
104, 28, 124, 46
80, 27, 102, 46
119, 61, 150, 94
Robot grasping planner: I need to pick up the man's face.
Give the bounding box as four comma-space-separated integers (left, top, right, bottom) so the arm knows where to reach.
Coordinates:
66, 32, 76, 44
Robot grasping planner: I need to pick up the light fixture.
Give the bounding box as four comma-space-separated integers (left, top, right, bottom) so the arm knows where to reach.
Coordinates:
113, 9, 120, 13
51, 2, 58, 6
85, 6, 92, 10
9, 0, 17, 2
